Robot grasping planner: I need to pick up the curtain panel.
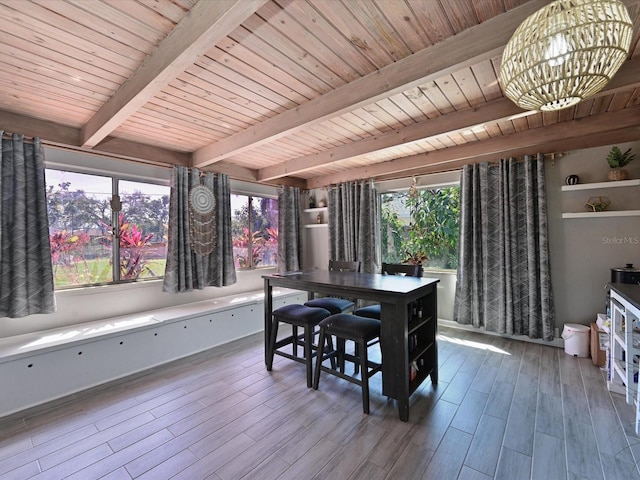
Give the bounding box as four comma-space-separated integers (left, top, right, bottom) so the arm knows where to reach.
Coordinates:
163, 166, 236, 293
0, 133, 55, 317
277, 186, 302, 274
453, 154, 555, 340
328, 180, 379, 274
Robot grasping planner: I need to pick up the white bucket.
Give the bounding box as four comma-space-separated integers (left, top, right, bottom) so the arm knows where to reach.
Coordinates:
562, 323, 590, 357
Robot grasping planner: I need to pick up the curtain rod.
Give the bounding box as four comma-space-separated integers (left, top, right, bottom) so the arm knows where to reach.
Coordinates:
483, 152, 565, 167
2, 132, 38, 143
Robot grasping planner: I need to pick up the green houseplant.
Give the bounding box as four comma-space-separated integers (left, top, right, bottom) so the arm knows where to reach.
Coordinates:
606, 146, 635, 181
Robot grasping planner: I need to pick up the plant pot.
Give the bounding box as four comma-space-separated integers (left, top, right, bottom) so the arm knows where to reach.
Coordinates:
608, 168, 630, 181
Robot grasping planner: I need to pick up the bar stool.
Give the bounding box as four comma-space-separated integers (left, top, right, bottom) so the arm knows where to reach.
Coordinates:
304, 260, 360, 314
313, 313, 382, 414
352, 263, 423, 372
354, 262, 423, 319
304, 296, 354, 315
267, 304, 331, 387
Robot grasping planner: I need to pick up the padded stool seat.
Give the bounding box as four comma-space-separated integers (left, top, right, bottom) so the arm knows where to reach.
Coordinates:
354, 263, 421, 321
353, 304, 381, 319
271, 303, 330, 326
304, 297, 355, 315
313, 313, 382, 414
319, 313, 380, 339
267, 304, 331, 387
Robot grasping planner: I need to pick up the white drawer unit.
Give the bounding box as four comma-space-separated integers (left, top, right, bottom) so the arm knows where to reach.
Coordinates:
0, 288, 306, 418
609, 290, 640, 403
608, 284, 640, 434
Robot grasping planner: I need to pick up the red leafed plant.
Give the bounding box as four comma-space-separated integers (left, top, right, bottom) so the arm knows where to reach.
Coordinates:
49, 230, 92, 283
49, 230, 89, 263
117, 214, 154, 279
265, 226, 278, 243
233, 227, 265, 269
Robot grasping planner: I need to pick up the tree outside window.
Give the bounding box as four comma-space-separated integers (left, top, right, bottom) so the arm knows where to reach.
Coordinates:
231, 194, 278, 269
381, 186, 460, 270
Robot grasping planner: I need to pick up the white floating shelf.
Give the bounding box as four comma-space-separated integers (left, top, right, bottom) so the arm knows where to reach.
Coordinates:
303, 207, 328, 213
562, 210, 640, 219
561, 179, 640, 191
304, 223, 328, 228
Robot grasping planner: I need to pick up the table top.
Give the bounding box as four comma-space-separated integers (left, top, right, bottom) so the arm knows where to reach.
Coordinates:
609, 283, 640, 311
264, 270, 439, 300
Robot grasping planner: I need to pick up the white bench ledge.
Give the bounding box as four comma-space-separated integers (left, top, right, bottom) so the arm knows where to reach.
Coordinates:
0, 288, 300, 364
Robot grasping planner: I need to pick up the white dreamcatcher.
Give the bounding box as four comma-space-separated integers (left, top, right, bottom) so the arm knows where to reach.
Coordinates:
189, 184, 216, 256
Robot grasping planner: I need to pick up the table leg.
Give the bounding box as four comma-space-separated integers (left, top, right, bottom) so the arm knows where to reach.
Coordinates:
264, 279, 273, 367
430, 342, 438, 385
380, 301, 410, 422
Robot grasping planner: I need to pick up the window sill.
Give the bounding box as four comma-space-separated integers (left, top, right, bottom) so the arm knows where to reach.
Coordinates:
54, 279, 164, 298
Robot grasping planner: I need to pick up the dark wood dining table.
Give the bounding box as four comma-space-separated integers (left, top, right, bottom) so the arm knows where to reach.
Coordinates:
263, 270, 439, 422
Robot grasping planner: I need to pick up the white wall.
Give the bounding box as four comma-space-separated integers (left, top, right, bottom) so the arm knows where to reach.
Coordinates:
302, 188, 330, 270
423, 270, 456, 321
546, 140, 640, 330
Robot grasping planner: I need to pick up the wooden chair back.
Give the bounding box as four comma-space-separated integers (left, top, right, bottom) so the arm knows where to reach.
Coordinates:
329, 260, 361, 272
381, 262, 422, 277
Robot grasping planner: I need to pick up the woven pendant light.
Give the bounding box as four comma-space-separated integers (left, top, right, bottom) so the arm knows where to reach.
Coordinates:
499, 0, 633, 111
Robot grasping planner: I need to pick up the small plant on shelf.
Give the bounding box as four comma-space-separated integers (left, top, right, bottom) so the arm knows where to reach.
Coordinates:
606, 146, 635, 181
585, 196, 611, 212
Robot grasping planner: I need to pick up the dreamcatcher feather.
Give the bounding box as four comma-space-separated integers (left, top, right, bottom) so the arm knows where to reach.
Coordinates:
189, 184, 216, 256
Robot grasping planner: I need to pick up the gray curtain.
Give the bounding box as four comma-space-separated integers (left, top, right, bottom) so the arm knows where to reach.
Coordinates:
163, 166, 236, 293
329, 180, 379, 274
453, 154, 555, 340
277, 186, 302, 273
0, 133, 55, 317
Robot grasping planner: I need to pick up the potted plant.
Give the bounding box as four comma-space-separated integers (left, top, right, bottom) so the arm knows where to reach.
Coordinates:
606, 146, 635, 181
403, 250, 428, 266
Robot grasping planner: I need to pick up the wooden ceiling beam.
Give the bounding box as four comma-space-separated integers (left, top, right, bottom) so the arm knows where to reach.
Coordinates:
260, 58, 640, 181
199, 161, 258, 182
93, 137, 190, 167
0, 107, 285, 185
257, 98, 529, 181
81, 0, 267, 148
198, 161, 306, 187
0, 110, 81, 146
193, 0, 550, 169
306, 105, 640, 188
375, 126, 640, 181
0, 108, 190, 167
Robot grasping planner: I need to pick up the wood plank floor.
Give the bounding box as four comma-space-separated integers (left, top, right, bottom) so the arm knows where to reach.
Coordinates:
1, 325, 639, 480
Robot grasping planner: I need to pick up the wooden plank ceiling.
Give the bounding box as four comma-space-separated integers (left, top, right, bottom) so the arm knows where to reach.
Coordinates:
0, 0, 639, 189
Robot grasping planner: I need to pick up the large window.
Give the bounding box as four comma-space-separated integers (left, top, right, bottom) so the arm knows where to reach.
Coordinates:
381, 186, 460, 270
231, 194, 278, 270
46, 169, 170, 288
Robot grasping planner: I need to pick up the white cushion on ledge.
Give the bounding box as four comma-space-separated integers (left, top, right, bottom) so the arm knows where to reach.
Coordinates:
0, 288, 297, 363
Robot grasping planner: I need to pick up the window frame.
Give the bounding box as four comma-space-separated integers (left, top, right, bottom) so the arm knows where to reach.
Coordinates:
377, 177, 461, 272
45, 166, 171, 290
231, 193, 279, 271
44, 149, 281, 288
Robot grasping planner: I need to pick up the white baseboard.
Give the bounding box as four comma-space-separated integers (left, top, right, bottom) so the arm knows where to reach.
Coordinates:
439, 319, 565, 348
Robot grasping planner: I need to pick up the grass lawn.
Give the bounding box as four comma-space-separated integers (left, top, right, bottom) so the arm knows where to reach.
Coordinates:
53, 258, 167, 288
